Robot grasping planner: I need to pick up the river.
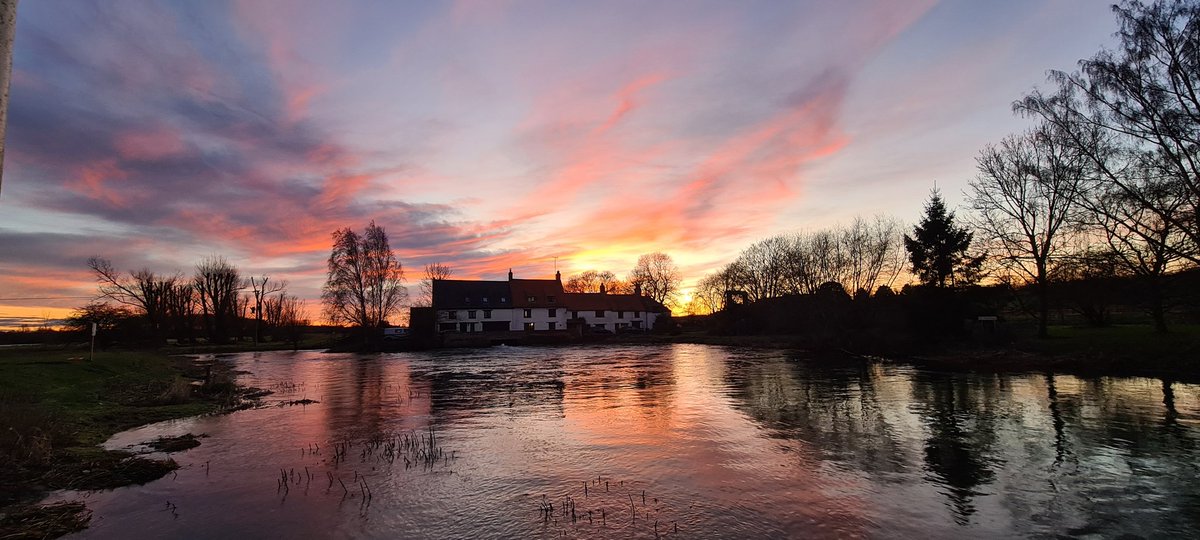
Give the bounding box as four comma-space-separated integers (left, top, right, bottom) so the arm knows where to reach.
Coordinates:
55, 344, 1200, 538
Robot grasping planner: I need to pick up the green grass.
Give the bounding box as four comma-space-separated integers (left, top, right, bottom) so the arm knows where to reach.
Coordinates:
998, 323, 1200, 377
1, 346, 241, 537
0, 348, 214, 447
1029, 324, 1200, 357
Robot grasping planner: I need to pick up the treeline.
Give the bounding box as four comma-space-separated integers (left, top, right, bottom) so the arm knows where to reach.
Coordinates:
73, 256, 307, 347
689, 216, 905, 315
696, 1, 1200, 340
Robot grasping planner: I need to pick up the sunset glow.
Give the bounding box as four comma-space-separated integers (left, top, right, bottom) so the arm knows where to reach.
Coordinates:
0, 0, 1120, 325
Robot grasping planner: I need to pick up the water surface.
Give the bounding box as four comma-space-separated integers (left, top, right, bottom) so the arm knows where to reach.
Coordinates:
58, 344, 1200, 538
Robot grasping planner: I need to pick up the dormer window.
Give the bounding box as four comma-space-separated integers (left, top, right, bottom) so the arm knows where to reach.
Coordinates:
482, 297, 489, 303
527, 295, 536, 303
547, 295, 556, 303
464, 297, 471, 303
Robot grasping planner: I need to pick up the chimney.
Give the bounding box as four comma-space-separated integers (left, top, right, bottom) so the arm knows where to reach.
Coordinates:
599, 283, 606, 294
634, 283, 642, 296
555, 270, 561, 282
508, 268, 513, 280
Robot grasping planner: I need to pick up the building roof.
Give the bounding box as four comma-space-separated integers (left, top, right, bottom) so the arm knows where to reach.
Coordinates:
563, 292, 668, 313
431, 275, 670, 314
509, 279, 565, 307
431, 279, 512, 309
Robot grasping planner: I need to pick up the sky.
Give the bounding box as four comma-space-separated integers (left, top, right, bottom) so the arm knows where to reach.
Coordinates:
0, 0, 1121, 326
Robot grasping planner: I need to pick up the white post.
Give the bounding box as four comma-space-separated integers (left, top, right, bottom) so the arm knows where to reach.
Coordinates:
90, 322, 97, 361
0, 0, 17, 195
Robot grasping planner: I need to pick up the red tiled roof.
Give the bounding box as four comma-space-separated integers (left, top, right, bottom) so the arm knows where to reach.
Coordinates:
509, 279, 565, 307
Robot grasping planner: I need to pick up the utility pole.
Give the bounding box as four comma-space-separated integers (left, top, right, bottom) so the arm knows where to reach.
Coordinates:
0, 0, 16, 196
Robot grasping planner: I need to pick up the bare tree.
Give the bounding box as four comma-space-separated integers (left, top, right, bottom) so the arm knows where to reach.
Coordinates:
730, 236, 790, 301
322, 221, 407, 328
264, 292, 307, 349
88, 257, 181, 342
692, 266, 741, 314
629, 252, 682, 307
1086, 166, 1193, 331
417, 263, 453, 307
162, 281, 196, 343
247, 275, 287, 345
1016, 0, 1200, 263
842, 216, 906, 295
564, 270, 626, 293
193, 256, 242, 343
970, 123, 1088, 337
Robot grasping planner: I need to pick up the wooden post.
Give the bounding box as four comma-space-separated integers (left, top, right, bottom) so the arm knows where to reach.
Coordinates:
89, 322, 96, 361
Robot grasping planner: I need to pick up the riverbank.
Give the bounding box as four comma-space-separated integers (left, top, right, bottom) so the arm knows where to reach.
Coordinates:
638, 324, 1200, 381
0, 347, 250, 539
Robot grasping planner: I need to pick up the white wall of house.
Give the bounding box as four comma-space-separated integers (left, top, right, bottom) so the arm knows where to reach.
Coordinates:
436, 304, 660, 333
508, 306, 567, 331
437, 308, 514, 332
568, 309, 658, 331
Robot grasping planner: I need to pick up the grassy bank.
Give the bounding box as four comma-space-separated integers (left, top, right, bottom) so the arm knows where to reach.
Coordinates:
884, 324, 1200, 380
602, 324, 1200, 379
0, 347, 244, 538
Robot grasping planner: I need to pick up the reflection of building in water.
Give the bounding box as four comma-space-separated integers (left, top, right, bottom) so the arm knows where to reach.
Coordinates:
424, 364, 567, 420
430, 270, 667, 336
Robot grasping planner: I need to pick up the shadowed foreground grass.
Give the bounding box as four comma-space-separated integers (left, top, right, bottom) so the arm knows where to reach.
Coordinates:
0, 347, 241, 539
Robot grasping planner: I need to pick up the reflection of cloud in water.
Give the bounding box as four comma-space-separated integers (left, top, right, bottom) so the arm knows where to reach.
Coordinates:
61, 346, 1200, 539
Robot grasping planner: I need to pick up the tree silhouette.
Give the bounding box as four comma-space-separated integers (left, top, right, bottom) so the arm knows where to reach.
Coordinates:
322, 221, 407, 328
629, 252, 682, 307
904, 190, 984, 288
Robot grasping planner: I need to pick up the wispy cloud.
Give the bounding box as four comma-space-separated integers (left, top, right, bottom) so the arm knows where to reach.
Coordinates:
2, 0, 1117, 316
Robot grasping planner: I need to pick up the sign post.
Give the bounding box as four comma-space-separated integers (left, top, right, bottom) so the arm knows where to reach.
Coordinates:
90, 322, 97, 362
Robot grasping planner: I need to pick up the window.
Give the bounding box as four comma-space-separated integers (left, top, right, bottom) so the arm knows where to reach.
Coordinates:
550, 322, 558, 330
482, 297, 489, 303
500, 297, 507, 302
617, 311, 625, 319
547, 295, 556, 303
464, 297, 471, 304
483, 310, 492, 319
467, 310, 476, 319
523, 308, 532, 318
448, 311, 458, 320
548, 308, 557, 318
595, 310, 604, 318
572, 311, 579, 319
527, 295, 536, 303
523, 322, 535, 331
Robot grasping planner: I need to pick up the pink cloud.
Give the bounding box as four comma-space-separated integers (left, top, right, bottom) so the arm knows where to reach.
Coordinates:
114, 126, 188, 161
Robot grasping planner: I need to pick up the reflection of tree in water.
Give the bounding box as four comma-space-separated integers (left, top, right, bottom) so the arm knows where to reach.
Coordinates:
724, 355, 912, 475
911, 372, 1001, 525
1027, 376, 1200, 535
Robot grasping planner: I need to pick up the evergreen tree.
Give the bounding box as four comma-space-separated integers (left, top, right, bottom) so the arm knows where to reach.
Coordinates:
904, 190, 985, 288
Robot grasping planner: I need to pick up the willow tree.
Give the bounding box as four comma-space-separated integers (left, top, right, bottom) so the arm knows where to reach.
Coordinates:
322, 221, 407, 328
